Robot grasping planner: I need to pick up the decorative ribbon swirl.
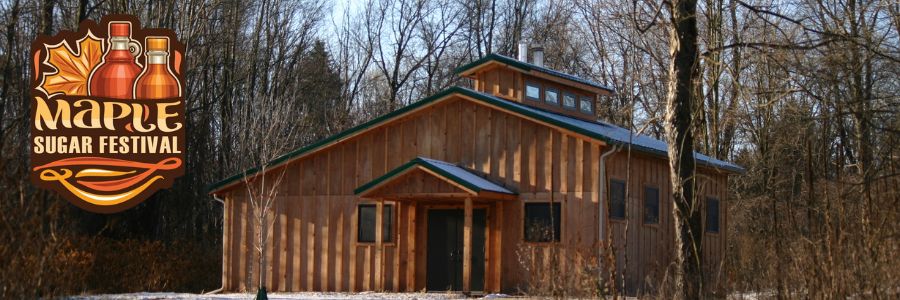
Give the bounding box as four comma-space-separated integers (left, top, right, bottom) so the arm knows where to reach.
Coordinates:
34, 157, 181, 206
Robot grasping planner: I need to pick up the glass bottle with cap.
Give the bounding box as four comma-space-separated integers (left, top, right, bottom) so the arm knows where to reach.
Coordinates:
135, 37, 180, 99
89, 22, 142, 99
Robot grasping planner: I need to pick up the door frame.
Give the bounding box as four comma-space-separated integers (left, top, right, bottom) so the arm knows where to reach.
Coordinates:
422, 202, 492, 293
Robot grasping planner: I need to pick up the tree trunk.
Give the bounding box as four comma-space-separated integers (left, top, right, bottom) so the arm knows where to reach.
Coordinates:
664, 0, 703, 299
41, 0, 55, 35
77, 0, 88, 22
259, 206, 267, 289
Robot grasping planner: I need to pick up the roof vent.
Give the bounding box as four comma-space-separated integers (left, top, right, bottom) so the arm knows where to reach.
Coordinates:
518, 43, 528, 62
531, 45, 544, 67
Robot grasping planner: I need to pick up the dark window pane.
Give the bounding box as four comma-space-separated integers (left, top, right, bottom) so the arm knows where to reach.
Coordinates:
644, 186, 659, 224
358, 204, 393, 243
609, 180, 626, 219
706, 198, 719, 232
524, 202, 562, 242
383, 205, 393, 240
358, 205, 375, 242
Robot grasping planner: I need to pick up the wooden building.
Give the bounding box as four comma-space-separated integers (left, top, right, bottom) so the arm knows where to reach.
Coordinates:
208, 50, 743, 295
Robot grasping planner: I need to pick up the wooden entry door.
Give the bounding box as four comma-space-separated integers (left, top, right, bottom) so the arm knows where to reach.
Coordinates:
426, 208, 486, 291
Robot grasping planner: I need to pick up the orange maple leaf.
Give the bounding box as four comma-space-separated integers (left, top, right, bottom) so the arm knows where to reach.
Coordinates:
39, 32, 104, 97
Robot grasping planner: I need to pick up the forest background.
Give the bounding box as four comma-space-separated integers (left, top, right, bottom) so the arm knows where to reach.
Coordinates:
0, 0, 897, 298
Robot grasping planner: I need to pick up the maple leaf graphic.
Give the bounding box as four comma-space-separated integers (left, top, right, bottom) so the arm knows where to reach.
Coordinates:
39, 31, 104, 97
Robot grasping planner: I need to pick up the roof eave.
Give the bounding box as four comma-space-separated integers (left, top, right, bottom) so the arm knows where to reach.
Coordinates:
354, 157, 517, 198
208, 86, 743, 194
207, 88, 463, 194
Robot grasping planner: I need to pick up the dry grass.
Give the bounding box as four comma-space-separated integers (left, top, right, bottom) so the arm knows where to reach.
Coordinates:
0, 235, 219, 299
727, 176, 899, 299
514, 241, 608, 298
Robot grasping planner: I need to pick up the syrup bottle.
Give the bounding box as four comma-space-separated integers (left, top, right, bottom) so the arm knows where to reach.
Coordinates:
89, 22, 142, 99
134, 37, 180, 99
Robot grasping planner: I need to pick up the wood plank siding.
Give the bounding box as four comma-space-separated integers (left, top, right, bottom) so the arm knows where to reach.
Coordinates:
218, 94, 731, 293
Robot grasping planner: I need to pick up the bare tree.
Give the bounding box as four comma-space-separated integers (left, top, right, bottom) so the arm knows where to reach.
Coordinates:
233, 95, 297, 291
363, 0, 462, 108
0, 0, 897, 297
663, 0, 703, 298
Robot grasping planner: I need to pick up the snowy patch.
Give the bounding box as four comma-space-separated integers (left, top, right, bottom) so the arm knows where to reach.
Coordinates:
66, 291, 506, 300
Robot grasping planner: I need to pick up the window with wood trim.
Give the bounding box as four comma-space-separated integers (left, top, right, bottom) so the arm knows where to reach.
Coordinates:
580, 95, 594, 113
609, 179, 626, 219
358, 204, 393, 243
524, 202, 562, 242
525, 81, 541, 101
644, 186, 660, 224
563, 92, 576, 109
706, 197, 720, 233
545, 87, 560, 105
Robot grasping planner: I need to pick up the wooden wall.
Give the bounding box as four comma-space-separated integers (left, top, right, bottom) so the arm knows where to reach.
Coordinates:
605, 151, 729, 293
473, 66, 521, 101
219, 95, 730, 294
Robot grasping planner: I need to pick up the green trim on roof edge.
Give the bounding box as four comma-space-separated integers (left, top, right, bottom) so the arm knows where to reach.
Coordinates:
453, 53, 533, 74
207, 88, 460, 193
208, 86, 741, 194
353, 159, 421, 195
353, 157, 489, 196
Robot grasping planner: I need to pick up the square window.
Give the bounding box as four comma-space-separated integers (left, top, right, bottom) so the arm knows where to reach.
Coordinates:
524, 202, 562, 242
580, 96, 594, 113
525, 82, 540, 101
644, 186, 660, 224
609, 179, 626, 219
706, 198, 720, 233
545, 88, 559, 105
563, 92, 576, 109
358, 204, 393, 243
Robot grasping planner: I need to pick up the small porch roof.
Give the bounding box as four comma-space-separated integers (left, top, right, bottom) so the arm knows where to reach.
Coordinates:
354, 157, 516, 200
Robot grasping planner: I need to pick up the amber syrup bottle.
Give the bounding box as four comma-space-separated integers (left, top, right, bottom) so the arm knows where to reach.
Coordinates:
89, 22, 142, 99
134, 37, 180, 99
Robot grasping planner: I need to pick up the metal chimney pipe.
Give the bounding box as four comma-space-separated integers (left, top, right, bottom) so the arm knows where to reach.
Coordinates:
532, 45, 544, 67
518, 43, 528, 62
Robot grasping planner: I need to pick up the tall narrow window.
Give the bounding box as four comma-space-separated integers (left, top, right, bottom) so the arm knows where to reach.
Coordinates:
358, 204, 393, 243
580, 96, 594, 113
545, 87, 560, 105
524, 202, 562, 242
525, 81, 541, 101
643, 186, 660, 224
609, 179, 626, 219
563, 92, 577, 109
706, 197, 720, 233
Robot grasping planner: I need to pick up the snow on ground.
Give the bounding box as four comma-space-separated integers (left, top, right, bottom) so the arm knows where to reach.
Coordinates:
67, 292, 514, 300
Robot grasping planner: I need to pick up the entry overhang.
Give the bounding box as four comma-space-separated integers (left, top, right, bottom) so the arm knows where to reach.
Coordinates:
354, 157, 517, 200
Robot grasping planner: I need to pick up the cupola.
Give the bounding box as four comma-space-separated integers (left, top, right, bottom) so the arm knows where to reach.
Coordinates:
455, 44, 614, 121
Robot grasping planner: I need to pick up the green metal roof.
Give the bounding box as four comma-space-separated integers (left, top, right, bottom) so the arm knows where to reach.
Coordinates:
353, 157, 516, 196
208, 86, 743, 194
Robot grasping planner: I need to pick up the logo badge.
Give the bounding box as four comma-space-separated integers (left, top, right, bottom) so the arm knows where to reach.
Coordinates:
30, 15, 185, 213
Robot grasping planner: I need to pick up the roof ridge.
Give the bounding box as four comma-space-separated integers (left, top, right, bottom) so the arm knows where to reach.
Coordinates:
455, 53, 615, 92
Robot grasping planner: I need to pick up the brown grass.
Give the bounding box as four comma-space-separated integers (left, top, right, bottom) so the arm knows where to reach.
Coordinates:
0, 236, 219, 299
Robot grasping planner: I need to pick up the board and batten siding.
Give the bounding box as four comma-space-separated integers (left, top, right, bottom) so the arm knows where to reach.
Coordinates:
219, 95, 729, 293
604, 151, 728, 292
